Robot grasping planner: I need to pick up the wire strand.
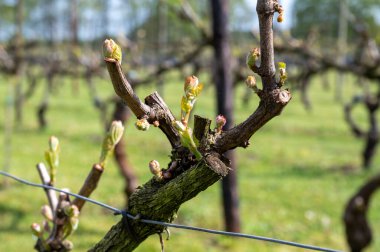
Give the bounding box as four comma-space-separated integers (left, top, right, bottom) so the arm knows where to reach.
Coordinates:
0, 170, 342, 252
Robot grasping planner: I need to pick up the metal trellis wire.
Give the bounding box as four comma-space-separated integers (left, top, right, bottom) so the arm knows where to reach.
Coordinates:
0, 170, 342, 252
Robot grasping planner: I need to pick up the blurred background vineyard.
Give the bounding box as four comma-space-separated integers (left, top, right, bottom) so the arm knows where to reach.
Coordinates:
1, 0, 380, 251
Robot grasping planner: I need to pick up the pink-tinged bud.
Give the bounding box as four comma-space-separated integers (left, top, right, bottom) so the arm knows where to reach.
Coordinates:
183, 75, 203, 100
31, 223, 42, 238
41, 205, 53, 221
149, 160, 163, 180
153, 121, 160, 127
184, 75, 199, 93
103, 39, 115, 57
215, 115, 227, 133
149, 160, 161, 175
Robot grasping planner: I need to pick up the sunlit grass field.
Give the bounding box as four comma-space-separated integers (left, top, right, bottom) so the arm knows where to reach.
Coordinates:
0, 70, 379, 252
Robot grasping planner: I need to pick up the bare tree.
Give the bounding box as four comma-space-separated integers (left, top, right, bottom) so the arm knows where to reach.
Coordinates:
14, 0, 25, 125
210, 0, 240, 232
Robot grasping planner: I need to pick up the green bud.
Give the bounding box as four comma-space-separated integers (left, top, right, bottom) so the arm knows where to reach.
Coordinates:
61, 205, 80, 239
246, 48, 260, 69
45, 136, 60, 185
277, 62, 287, 86
103, 39, 122, 63
99, 121, 125, 167
135, 118, 150, 131
70, 217, 79, 231
64, 205, 79, 218
109, 121, 124, 146
45, 151, 59, 170
181, 96, 193, 114
48, 136, 59, 153
278, 62, 286, 69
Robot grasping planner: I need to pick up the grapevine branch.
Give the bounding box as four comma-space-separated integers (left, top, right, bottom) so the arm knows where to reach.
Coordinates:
92, 1, 291, 251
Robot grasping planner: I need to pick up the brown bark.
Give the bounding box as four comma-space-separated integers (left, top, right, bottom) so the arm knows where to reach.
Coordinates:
343, 173, 380, 252
37, 72, 53, 129
344, 94, 379, 169
72, 164, 104, 211
362, 97, 379, 169
210, 0, 240, 232
90, 151, 229, 252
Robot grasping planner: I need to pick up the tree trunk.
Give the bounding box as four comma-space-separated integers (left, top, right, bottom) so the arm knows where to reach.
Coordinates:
111, 99, 139, 203
343, 173, 380, 252
14, 0, 24, 125
70, 0, 78, 46
70, 0, 79, 95
210, 0, 240, 232
90, 149, 229, 252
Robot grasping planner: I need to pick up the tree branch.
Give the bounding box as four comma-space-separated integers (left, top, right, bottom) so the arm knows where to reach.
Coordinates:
105, 59, 153, 119
36, 163, 58, 212
214, 0, 291, 153
343, 173, 380, 252
72, 163, 104, 211
257, 0, 276, 83
344, 95, 365, 138
105, 59, 181, 148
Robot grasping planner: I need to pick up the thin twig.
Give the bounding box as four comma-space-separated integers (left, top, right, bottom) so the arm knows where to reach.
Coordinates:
72, 163, 104, 211
36, 163, 58, 212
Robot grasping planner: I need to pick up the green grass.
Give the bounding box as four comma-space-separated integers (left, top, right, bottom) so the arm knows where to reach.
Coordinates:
0, 70, 379, 251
